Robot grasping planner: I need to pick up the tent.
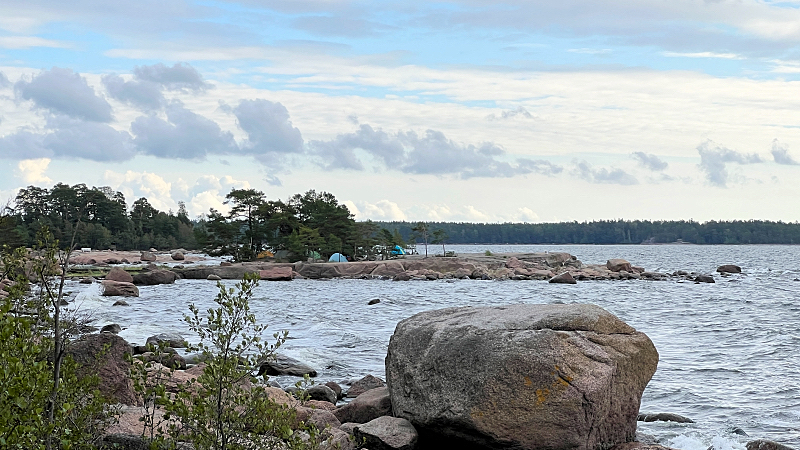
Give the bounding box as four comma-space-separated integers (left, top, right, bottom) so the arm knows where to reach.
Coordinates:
328, 253, 348, 262
391, 245, 405, 256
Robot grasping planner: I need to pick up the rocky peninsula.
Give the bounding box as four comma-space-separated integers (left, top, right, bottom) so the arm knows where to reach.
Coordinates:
69, 249, 735, 285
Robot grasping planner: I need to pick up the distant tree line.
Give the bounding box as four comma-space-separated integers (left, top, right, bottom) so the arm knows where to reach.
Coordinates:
376, 220, 800, 245
0, 184, 390, 262
4, 184, 800, 258
1, 183, 197, 251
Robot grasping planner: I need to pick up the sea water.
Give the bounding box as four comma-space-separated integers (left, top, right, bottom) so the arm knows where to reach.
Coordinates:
67, 244, 800, 449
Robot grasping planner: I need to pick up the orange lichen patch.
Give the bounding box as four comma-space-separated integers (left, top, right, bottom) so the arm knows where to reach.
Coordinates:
535, 388, 550, 404
523, 376, 533, 387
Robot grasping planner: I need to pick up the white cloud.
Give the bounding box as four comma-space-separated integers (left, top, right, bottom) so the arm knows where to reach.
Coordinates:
103, 170, 176, 212
345, 199, 407, 221
16, 158, 52, 184
515, 207, 540, 223
189, 190, 228, 217
662, 52, 743, 60
0, 36, 71, 49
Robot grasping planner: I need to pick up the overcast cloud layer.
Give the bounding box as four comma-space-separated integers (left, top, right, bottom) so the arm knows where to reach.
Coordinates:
3, 1, 800, 222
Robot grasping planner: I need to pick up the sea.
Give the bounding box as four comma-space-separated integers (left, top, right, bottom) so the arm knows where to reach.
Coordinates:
68, 244, 800, 449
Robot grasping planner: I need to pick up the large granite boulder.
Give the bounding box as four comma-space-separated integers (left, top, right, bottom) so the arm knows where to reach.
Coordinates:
385, 303, 658, 450
132, 269, 178, 285
66, 333, 137, 405
102, 280, 139, 297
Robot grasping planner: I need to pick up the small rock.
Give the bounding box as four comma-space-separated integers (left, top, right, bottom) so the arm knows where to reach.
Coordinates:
80, 277, 95, 284
717, 264, 742, 274
132, 269, 178, 285
549, 271, 577, 284
307, 384, 338, 404
346, 374, 385, 398
146, 332, 187, 349
112, 300, 129, 306
139, 352, 187, 370
334, 386, 392, 424
325, 381, 344, 400
100, 324, 122, 334
637, 412, 694, 423
353, 416, 418, 450
101, 280, 139, 297
220, 261, 233, 267
207, 274, 222, 281
607, 258, 633, 272
171, 252, 185, 261
745, 440, 794, 450
140, 251, 157, 262
258, 354, 317, 377
694, 274, 715, 283
368, 299, 381, 305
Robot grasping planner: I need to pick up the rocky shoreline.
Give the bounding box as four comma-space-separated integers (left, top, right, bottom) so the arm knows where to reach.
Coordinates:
88, 250, 738, 283
87, 303, 790, 450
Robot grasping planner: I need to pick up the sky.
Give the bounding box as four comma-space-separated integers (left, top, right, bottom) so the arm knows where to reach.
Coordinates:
2, 1, 800, 223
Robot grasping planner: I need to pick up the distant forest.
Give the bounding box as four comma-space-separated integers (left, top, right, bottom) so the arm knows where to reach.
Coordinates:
2, 184, 800, 255
374, 220, 800, 245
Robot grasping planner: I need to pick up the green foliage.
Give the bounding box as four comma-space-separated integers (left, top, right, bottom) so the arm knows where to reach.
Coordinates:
157, 274, 317, 450
127, 342, 176, 449
0, 237, 115, 450
9, 184, 197, 251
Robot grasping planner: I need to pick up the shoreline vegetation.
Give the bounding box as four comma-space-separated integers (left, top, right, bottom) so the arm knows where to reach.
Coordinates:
2, 184, 800, 265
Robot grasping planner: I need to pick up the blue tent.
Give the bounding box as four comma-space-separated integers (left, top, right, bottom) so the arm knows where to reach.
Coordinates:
329, 253, 348, 262
391, 245, 405, 256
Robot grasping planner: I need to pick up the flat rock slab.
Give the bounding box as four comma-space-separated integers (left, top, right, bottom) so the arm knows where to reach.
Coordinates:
385, 303, 659, 450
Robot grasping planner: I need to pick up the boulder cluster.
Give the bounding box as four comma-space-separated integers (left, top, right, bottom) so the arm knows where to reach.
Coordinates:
72, 301, 789, 450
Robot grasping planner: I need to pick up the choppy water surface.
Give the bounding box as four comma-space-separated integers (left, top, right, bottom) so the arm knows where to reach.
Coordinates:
70, 245, 800, 449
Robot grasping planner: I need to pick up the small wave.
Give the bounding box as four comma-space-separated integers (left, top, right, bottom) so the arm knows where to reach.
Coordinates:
670, 434, 745, 450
